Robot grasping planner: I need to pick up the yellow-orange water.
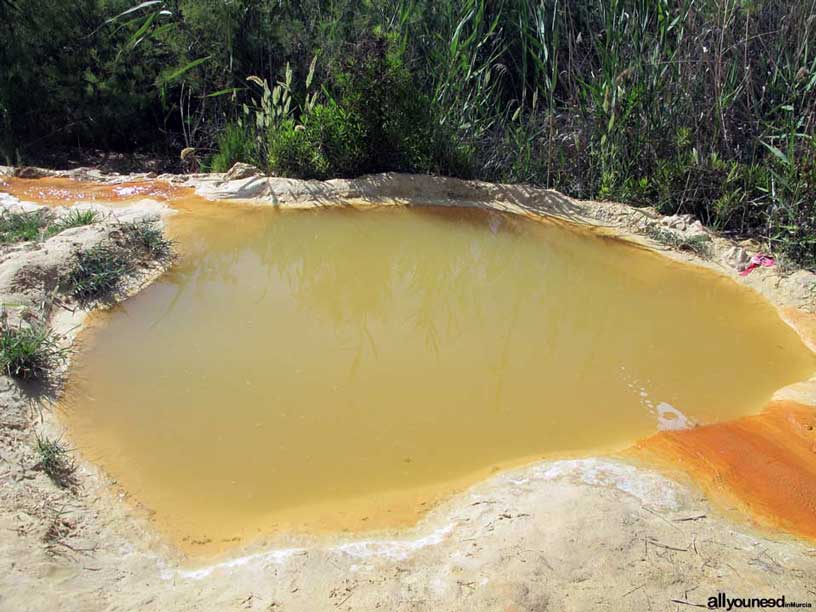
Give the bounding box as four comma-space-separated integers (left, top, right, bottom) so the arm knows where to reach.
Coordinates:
0, 175, 187, 205
54, 201, 815, 554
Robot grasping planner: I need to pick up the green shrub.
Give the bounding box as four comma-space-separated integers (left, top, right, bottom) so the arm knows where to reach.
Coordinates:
331, 34, 439, 174
210, 123, 258, 173
268, 102, 365, 179
265, 33, 466, 180
304, 102, 366, 176
268, 119, 328, 179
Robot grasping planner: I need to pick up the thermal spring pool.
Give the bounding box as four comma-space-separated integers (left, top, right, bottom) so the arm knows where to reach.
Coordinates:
60, 203, 816, 554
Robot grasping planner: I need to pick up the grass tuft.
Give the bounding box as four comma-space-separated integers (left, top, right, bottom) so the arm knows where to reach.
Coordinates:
645, 226, 711, 257
0, 208, 100, 244
62, 244, 135, 302
34, 435, 77, 489
120, 219, 173, 260
0, 210, 53, 244
49, 209, 100, 235
62, 220, 172, 303
0, 322, 68, 380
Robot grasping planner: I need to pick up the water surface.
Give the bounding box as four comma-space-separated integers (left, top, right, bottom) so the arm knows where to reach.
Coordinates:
61, 204, 815, 552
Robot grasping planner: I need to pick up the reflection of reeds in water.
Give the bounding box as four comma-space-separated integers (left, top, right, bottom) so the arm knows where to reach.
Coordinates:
59, 202, 816, 546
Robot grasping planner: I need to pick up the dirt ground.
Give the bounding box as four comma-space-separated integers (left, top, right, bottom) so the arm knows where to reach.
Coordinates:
0, 165, 815, 612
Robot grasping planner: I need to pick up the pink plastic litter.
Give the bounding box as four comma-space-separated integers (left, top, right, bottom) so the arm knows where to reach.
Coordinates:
739, 254, 775, 276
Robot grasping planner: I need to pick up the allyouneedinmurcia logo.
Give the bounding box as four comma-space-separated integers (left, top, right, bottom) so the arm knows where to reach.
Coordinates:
707, 593, 812, 609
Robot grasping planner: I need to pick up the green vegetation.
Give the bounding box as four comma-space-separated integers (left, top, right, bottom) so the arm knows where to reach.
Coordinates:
34, 435, 77, 489
120, 219, 173, 259
0, 209, 100, 244
0, 210, 52, 244
0, 322, 68, 380
2, 0, 815, 266
645, 226, 712, 258
62, 220, 172, 302
63, 244, 136, 302
209, 124, 257, 173
54, 209, 100, 232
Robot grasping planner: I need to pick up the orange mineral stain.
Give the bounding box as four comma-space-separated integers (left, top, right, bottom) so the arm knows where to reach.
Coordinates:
633, 400, 816, 540
0, 176, 191, 206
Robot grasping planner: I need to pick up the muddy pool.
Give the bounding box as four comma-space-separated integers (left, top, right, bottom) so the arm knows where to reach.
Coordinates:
53, 201, 815, 553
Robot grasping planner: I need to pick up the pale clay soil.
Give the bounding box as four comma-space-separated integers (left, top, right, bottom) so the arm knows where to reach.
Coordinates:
0, 164, 815, 612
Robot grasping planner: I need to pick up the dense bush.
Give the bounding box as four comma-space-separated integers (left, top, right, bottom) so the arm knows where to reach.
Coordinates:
265, 35, 468, 180
2, 0, 814, 266
268, 102, 365, 179
328, 35, 438, 174
210, 124, 258, 173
